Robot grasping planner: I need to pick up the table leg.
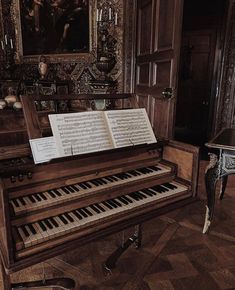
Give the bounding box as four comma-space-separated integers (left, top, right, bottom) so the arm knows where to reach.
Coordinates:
219, 175, 228, 200
203, 154, 220, 234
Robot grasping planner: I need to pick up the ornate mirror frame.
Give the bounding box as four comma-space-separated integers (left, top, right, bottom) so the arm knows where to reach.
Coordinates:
11, 0, 97, 64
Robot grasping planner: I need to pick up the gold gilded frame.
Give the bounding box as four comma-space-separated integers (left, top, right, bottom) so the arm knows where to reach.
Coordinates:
12, 0, 97, 63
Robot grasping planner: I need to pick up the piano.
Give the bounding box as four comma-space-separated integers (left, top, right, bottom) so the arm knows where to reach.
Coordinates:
0, 93, 199, 290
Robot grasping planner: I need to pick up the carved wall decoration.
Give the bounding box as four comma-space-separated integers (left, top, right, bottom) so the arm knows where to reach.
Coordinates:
0, 0, 128, 94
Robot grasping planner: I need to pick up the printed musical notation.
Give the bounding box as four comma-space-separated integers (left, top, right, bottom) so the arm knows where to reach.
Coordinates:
30, 109, 157, 163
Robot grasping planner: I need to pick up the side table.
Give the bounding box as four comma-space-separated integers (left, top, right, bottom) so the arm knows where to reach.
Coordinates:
203, 128, 235, 233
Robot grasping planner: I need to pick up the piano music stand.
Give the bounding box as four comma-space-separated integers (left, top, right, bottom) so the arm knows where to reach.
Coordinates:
203, 128, 235, 233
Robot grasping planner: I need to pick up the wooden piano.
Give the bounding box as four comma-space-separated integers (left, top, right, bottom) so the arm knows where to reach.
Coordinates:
0, 93, 199, 289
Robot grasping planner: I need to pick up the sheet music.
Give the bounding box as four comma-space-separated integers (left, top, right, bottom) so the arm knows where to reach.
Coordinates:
105, 109, 156, 148
49, 111, 113, 156
29, 137, 59, 164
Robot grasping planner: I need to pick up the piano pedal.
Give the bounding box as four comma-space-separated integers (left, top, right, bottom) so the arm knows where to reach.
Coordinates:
103, 224, 142, 272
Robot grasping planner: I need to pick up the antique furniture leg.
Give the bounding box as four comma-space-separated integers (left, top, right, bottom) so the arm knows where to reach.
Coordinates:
1, 259, 11, 290
219, 175, 228, 200
104, 224, 142, 271
203, 153, 220, 234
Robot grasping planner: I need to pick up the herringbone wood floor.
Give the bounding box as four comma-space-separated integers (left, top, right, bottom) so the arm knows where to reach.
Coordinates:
1, 161, 235, 290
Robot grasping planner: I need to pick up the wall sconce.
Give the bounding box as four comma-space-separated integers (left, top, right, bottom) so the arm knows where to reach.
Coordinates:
95, 1, 118, 81
1, 34, 15, 77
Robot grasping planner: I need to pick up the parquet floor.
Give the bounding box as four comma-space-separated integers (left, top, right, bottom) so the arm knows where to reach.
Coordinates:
1, 161, 235, 290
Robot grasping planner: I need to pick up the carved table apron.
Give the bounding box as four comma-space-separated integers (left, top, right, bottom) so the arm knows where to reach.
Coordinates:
203, 128, 235, 233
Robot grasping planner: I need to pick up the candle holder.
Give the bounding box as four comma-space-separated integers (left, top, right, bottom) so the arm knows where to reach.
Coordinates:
1, 35, 15, 78
96, 1, 118, 81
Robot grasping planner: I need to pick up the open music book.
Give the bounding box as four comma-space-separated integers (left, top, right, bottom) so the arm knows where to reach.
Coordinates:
30, 109, 156, 163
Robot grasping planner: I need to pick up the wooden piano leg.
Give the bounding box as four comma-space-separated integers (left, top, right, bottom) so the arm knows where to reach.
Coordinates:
104, 224, 142, 272
1, 259, 11, 290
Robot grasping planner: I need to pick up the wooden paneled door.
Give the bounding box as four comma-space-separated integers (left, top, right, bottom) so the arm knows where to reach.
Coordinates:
135, 0, 183, 139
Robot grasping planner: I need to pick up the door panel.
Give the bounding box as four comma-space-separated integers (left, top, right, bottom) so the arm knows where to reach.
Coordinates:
135, 0, 183, 139
175, 30, 216, 145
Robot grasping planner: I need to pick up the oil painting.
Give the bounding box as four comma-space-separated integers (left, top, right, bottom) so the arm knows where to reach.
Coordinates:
18, 0, 90, 56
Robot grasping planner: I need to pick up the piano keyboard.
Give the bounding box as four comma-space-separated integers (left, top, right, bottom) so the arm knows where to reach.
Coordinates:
16, 181, 187, 248
10, 164, 172, 215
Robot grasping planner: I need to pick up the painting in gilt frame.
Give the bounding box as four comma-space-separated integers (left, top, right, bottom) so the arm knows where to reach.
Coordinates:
13, 0, 94, 62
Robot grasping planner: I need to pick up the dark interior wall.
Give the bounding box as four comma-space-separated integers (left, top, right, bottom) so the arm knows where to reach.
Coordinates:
183, 0, 226, 31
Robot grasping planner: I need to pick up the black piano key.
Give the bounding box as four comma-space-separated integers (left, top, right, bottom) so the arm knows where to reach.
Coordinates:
28, 224, 37, 235
61, 187, 70, 194
116, 196, 128, 205
127, 170, 139, 176
137, 191, 148, 198
79, 183, 88, 189
83, 207, 93, 216
163, 182, 177, 190
99, 178, 107, 184
67, 186, 76, 193
90, 180, 100, 187
21, 226, 30, 237
64, 213, 74, 222
111, 199, 122, 207
29, 195, 37, 203
39, 221, 47, 231
134, 192, 144, 199
102, 201, 113, 210
142, 188, 154, 196
128, 192, 141, 201
121, 195, 133, 203
117, 196, 128, 205
44, 219, 53, 229
39, 192, 47, 200
58, 215, 68, 225
94, 179, 104, 186
83, 182, 92, 188
158, 185, 168, 192
152, 185, 165, 193
18, 197, 26, 206
107, 200, 118, 208
105, 176, 114, 182
51, 218, 59, 227
73, 210, 83, 220
115, 173, 125, 180
34, 194, 42, 202
135, 168, 146, 174
110, 175, 119, 181
149, 165, 161, 171
95, 203, 106, 212
132, 170, 141, 176
90, 204, 101, 214
70, 185, 79, 191
53, 189, 62, 196
78, 208, 88, 218
48, 190, 56, 198
12, 199, 20, 207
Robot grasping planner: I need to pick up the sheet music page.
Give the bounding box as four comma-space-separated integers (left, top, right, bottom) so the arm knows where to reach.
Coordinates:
29, 136, 59, 164
104, 108, 157, 148
49, 111, 113, 157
